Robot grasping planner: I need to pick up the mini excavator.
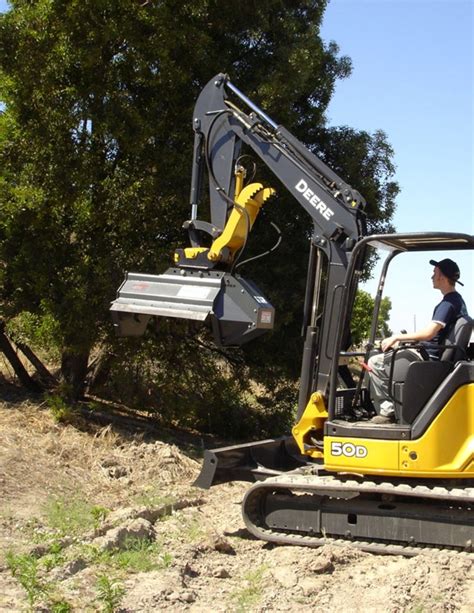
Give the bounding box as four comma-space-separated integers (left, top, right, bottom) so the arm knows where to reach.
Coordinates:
111, 74, 473, 555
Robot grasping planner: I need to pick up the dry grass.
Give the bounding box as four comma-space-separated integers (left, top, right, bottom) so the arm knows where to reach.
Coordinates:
0, 397, 199, 517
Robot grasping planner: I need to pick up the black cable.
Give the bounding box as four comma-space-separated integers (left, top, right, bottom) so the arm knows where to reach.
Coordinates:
235, 154, 257, 183
204, 109, 240, 210
234, 220, 282, 271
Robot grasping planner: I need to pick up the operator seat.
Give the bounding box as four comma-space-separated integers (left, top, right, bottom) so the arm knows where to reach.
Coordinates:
394, 315, 473, 425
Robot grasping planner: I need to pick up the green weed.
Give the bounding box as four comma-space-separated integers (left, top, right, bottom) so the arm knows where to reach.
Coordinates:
160, 551, 173, 568
95, 574, 126, 613
5, 310, 61, 362
180, 517, 206, 542
101, 536, 172, 573
91, 505, 110, 529
50, 600, 72, 613
41, 540, 66, 571
43, 496, 110, 536
133, 488, 176, 509
75, 543, 101, 565
6, 551, 49, 608
45, 393, 75, 423
231, 565, 267, 612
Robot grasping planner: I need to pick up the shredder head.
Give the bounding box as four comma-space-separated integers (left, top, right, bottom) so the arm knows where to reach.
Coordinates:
110, 268, 275, 346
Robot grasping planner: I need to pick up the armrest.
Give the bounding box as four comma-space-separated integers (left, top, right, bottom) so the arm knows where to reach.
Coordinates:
440, 342, 468, 361
394, 342, 430, 361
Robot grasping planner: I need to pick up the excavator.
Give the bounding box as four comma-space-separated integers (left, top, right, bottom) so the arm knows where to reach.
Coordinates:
111, 73, 474, 556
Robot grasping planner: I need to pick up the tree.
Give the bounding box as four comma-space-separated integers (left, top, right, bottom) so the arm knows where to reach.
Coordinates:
351, 291, 392, 348
0, 1, 398, 406
378, 296, 392, 339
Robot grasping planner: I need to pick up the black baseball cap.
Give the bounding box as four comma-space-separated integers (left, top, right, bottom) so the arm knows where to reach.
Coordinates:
429, 258, 464, 286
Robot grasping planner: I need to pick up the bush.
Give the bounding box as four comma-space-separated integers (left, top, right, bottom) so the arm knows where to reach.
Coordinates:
94, 325, 295, 439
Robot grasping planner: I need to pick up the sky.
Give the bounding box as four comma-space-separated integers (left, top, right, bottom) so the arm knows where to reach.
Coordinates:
0, 0, 472, 334
320, 0, 473, 334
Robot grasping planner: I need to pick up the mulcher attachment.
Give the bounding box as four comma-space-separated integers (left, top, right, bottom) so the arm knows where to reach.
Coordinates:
110, 267, 275, 346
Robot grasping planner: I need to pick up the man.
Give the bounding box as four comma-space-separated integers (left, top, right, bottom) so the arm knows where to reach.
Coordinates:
368, 258, 468, 424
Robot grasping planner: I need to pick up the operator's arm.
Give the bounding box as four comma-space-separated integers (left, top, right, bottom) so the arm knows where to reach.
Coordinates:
381, 322, 443, 352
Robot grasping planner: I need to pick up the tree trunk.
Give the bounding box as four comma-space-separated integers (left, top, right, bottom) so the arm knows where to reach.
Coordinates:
0, 327, 42, 393
16, 341, 57, 387
85, 347, 114, 393
61, 348, 90, 400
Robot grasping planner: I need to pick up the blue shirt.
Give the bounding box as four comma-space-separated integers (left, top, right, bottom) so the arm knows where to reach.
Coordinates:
426, 291, 469, 357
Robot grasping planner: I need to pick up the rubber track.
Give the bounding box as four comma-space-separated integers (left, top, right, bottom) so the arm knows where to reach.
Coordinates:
242, 470, 474, 558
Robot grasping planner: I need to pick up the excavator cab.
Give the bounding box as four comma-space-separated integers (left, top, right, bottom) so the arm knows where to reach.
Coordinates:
193, 233, 474, 555
195, 232, 474, 486
328, 232, 473, 423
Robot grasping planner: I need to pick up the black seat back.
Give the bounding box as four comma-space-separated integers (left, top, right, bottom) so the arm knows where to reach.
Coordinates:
440, 315, 473, 362
398, 315, 472, 424
399, 361, 453, 424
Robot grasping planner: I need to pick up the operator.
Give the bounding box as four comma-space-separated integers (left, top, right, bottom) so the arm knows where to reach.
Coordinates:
368, 258, 468, 424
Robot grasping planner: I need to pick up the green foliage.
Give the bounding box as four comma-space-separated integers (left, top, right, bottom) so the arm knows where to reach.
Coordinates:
6, 550, 49, 607
100, 536, 172, 573
132, 488, 176, 509
231, 565, 268, 612
351, 290, 374, 347
99, 329, 294, 438
317, 127, 398, 235
180, 517, 207, 543
91, 505, 110, 528
6, 547, 73, 611
51, 602, 72, 613
5, 309, 62, 361
41, 540, 66, 572
351, 290, 392, 346
95, 575, 126, 613
45, 393, 75, 423
43, 496, 110, 536
378, 296, 392, 339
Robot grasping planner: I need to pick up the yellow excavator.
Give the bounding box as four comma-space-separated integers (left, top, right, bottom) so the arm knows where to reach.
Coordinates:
111, 74, 473, 556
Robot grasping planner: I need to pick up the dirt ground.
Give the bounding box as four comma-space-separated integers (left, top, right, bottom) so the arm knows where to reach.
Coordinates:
0, 390, 473, 612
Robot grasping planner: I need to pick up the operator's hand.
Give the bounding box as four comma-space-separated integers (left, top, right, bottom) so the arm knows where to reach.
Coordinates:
381, 336, 398, 352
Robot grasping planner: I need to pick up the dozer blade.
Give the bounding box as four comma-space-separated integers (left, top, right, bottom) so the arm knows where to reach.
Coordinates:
110, 267, 275, 346
193, 436, 311, 488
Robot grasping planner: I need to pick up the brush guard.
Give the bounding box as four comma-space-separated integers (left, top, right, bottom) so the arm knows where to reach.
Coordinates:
193, 436, 312, 488
111, 267, 275, 346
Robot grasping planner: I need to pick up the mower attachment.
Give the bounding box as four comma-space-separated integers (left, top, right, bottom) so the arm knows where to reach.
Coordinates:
110, 267, 274, 346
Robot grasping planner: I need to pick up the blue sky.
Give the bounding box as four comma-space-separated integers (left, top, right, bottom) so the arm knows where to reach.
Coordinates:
321, 0, 473, 333
1, 0, 472, 334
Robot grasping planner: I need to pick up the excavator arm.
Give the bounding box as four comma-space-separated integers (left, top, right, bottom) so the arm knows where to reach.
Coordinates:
187, 74, 366, 253
111, 73, 367, 409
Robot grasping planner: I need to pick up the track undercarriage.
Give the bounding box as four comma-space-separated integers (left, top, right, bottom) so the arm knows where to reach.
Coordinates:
242, 468, 474, 557
194, 437, 474, 557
